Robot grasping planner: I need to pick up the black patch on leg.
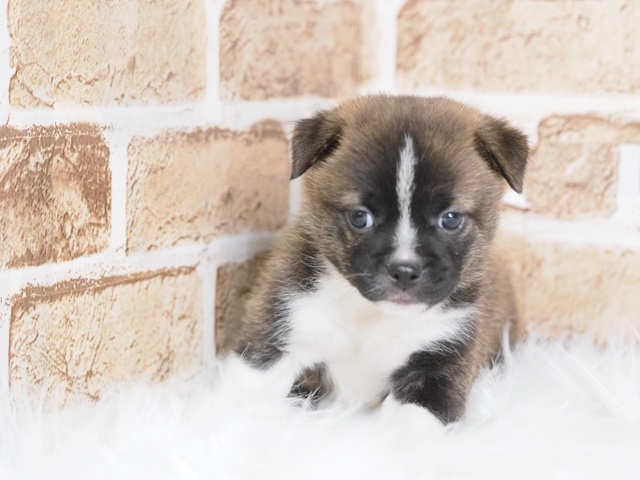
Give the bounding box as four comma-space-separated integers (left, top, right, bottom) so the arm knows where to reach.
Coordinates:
390, 337, 473, 424
289, 363, 333, 407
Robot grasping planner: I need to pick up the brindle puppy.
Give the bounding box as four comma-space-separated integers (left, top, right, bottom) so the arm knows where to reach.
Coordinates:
229, 95, 528, 424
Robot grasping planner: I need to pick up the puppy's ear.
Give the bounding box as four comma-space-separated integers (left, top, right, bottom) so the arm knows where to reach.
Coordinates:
474, 116, 529, 193
290, 109, 342, 180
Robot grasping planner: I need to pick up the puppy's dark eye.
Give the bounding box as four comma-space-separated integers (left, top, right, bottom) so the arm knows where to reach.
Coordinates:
346, 208, 374, 231
438, 211, 465, 230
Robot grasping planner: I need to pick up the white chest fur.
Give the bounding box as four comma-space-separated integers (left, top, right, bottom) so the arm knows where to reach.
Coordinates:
285, 269, 473, 407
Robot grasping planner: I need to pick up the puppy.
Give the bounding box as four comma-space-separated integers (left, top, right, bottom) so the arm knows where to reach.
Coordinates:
229, 95, 528, 424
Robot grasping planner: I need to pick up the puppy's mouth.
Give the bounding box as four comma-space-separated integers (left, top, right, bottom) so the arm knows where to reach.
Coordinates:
373, 287, 431, 314
387, 292, 416, 305
367, 282, 455, 314
375, 298, 428, 315
344, 267, 457, 312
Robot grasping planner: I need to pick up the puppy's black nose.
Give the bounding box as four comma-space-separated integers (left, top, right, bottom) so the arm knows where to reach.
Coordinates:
387, 261, 422, 290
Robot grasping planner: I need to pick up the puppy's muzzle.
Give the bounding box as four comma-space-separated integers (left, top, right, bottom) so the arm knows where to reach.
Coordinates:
387, 261, 422, 291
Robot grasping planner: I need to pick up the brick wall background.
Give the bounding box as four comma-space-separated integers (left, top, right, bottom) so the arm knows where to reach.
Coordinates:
0, 0, 639, 407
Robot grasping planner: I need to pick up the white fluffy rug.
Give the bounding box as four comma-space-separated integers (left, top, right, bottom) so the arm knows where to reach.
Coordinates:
1, 335, 639, 480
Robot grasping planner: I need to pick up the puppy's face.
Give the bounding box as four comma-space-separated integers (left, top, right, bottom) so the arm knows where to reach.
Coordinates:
291, 96, 528, 312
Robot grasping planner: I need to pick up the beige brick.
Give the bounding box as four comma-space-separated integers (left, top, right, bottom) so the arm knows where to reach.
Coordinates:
127, 121, 289, 253
214, 254, 267, 354
8, 0, 206, 107
220, 0, 361, 100
0, 125, 110, 268
397, 0, 640, 94
530, 143, 618, 219
497, 232, 640, 338
357, 0, 378, 86
537, 116, 640, 145
9, 268, 202, 407
528, 116, 640, 219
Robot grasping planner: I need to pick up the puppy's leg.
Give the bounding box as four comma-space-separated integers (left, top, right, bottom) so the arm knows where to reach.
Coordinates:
379, 394, 446, 437
219, 351, 300, 400
389, 343, 472, 424
225, 299, 300, 398
290, 364, 334, 407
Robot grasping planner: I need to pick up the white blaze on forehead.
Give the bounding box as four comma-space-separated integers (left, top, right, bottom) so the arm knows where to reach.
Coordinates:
394, 134, 418, 260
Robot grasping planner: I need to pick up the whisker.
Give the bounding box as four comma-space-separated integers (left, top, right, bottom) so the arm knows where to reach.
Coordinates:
343, 272, 374, 279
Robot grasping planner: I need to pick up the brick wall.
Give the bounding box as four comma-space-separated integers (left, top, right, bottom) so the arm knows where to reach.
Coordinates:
1, 0, 638, 406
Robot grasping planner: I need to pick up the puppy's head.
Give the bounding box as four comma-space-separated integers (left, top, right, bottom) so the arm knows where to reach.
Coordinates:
291, 95, 528, 312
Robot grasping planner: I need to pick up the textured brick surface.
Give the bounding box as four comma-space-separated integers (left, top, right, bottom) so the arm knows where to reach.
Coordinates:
397, 0, 640, 94
214, 254, 267, 354
9, 269, 203, 407
528, 116, 640, 219
495, 228, 532, 332
358, 0, 378, 86
530, 143, 618, 218
8, 0, 206, 107
497, 232, 640, 337
0, 125, 110, 268
127, 121, 289, 253
220, 0, 360, 100
537, 116, 640, 145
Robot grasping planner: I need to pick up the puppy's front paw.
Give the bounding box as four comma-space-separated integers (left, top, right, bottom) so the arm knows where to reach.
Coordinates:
216, 353, 297, 400
378, 395, 446, 439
